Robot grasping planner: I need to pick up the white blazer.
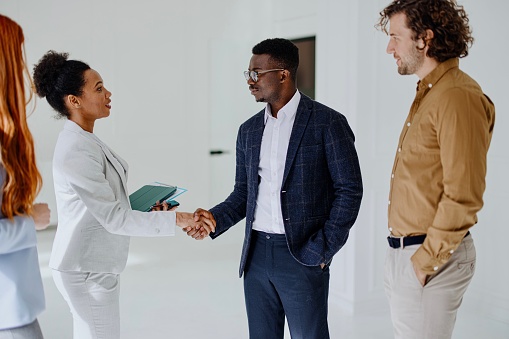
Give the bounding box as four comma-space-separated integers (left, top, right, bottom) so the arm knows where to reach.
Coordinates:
50, 120, 176, 273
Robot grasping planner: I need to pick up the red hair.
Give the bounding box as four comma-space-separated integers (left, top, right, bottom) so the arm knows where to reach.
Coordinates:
0, 15, 42, 219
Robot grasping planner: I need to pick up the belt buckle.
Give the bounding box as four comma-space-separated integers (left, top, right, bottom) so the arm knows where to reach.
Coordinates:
400, 236, 405, 249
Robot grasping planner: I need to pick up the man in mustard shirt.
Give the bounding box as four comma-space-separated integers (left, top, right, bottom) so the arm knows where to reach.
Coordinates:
377, 0, 495, 338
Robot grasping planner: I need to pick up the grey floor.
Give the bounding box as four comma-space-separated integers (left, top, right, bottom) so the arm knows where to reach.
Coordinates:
36, 227, 509, 338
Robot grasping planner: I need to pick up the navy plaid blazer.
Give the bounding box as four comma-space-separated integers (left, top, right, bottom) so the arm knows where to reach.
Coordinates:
210, 94, 363, 277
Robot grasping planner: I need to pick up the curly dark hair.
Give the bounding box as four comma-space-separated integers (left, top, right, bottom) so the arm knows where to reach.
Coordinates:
32, 50, 90, 118
376, 0, 474, 62
252, 38, 299, 81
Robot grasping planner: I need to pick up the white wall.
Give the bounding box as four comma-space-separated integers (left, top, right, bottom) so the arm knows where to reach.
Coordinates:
1, 0, 507, 326
1, 0, 274, 226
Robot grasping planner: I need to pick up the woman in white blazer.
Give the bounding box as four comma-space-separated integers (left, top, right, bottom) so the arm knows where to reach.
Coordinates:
33, 51, 215, 339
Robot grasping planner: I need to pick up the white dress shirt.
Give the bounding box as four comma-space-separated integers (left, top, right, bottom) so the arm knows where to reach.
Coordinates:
252, 90, 301, 234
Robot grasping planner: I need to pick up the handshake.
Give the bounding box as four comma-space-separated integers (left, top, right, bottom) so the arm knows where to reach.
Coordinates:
151, 202, 214, 239
176, 208, 216, 240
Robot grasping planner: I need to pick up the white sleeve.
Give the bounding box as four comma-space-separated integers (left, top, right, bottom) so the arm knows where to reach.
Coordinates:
61, 145, 176, 237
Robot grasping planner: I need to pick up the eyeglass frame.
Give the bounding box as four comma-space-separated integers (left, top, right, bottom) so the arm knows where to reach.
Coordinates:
243, 68, 285, 82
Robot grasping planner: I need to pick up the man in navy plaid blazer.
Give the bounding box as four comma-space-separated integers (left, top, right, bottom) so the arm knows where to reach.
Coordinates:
190, 38, 363, 339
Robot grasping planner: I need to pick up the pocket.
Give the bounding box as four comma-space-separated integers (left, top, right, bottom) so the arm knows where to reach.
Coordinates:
408, 262, 425, 288
85, 273, 119, 293
313, 264, 329, 275
457, 258, 476, 274
426, 252, 476, 287
456, 237, 476, 274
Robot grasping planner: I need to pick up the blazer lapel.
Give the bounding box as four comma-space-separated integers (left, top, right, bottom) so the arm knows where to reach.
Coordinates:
282, 96, 311, 186
63, 120, 131, 200
99, 144, 130, 198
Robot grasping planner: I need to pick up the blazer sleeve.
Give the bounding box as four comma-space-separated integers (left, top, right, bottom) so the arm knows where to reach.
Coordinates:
210, 125, 249, 238
60, 144, 176, 237
318, 114, 363, 263
0, 216, 37, 254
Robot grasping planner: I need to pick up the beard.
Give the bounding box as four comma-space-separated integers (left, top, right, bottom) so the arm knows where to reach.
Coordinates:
250, 86, 281, 104
397, 46, 425, 75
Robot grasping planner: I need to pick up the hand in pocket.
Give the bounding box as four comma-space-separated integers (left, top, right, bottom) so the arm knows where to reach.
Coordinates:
413, 264, 428, 287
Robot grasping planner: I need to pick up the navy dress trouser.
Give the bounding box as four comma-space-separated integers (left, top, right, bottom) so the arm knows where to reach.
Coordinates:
243, 231, 330, 339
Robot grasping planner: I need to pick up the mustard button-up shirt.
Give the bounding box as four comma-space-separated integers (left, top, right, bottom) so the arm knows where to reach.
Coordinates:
388, 58, 495, 274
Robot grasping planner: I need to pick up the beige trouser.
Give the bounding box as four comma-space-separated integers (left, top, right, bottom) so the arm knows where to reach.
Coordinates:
384, 234, 475, 339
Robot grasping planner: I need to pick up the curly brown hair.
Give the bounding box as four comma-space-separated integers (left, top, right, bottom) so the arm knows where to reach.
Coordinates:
376, 0, 474, 62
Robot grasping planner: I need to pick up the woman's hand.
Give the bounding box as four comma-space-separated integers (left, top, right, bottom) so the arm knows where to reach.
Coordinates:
33, 203, 51, 230
151, 201, 178, 212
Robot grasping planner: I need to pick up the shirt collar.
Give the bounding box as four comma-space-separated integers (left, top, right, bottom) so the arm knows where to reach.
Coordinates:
417, 58, 459, 91
264, 90, 301, 124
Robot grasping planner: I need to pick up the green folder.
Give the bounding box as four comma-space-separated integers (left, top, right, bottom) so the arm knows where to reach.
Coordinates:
129, 185, 177, 212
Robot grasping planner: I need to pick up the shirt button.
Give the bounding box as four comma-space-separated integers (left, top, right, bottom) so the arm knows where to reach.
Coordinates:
433, 266, 439, 271
407, 122, 411, 127
388, 200, 391, 205
398, 147, 401, 152
450, 250, 454, 254
428, 83, 433, 88
389, 227, 393, 232
391, 173, 394, 179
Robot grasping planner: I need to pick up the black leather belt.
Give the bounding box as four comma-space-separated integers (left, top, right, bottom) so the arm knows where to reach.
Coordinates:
387, 231, 470, 249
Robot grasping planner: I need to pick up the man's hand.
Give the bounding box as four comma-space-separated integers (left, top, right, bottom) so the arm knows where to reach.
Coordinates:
33, 203, 51, 231
413, 264, 428, 286
177, 210, 216, 239
181, 208, 217, 240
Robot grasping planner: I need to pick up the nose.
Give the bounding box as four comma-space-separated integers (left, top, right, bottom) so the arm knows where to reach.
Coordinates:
247, 76, 255, 85
386, 39, 395, 54
105, 87, 112, 98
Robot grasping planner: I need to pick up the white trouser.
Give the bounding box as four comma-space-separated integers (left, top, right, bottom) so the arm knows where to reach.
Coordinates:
0, 320, 44, 339
384, 234, 475, 339
52, 270, 120, 339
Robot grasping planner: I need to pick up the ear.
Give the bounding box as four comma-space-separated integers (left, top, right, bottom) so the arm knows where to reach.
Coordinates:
67, 95, 81, 109
280, 69, 290, 83
423, 29, 434, 47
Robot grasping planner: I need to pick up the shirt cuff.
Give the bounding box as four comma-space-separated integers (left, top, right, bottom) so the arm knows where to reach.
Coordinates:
411, 245, 452, 275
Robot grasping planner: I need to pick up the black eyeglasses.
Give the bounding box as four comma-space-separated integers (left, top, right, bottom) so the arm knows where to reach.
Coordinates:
243, 69, 284, 82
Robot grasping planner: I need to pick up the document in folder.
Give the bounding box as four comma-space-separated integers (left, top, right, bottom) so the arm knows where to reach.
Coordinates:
129, 184, 177, 212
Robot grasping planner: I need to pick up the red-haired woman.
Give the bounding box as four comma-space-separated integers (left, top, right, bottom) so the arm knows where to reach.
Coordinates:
0, 14, 51, 338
